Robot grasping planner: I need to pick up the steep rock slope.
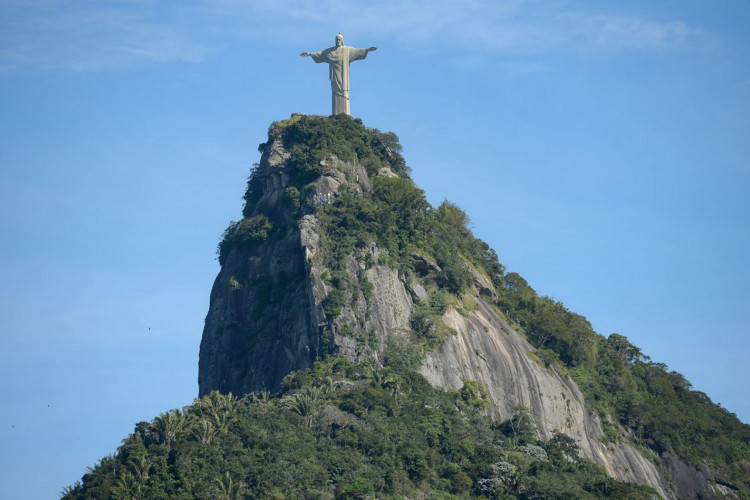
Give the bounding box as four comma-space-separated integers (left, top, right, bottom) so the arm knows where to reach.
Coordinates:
199, 121, 414, 395
199, 115, 675, 496
420, 301, 667, 494
199, 132, 318, 395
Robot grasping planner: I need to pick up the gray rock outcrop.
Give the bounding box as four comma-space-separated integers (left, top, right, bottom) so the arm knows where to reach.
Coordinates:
420, 301, 670, 497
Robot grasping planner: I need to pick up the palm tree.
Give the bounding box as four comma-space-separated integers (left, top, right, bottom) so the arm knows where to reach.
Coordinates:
114, 456, 150, 500
360, 358, 379, 382
283, 386, 326, 427
191, 419, 217, 445
116, 471, 143, 500
150, 409, 185, 446
248, 389, 272, 405
193, 391, 241, 416
321, 375, 351, 395
215, 471, 244, 500
59, 484, 77, 498
126, 455, 152, 483
210, 410, 229, 435
216, 392, 241, 413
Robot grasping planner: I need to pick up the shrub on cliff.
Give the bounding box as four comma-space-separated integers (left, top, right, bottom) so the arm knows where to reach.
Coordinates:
217, 214, 273, 265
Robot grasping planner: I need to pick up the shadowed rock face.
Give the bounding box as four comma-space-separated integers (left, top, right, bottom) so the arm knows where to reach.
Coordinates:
199, 135, 415, 396
198, 229, 315, 396
198, 141, 318, 395
200, 119, 678, 496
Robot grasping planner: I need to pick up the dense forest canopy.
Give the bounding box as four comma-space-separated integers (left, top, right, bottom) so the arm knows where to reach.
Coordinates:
62, 359, 661, 499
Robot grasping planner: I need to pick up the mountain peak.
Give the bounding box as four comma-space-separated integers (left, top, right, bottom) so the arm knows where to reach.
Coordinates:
64, 115, 750, 499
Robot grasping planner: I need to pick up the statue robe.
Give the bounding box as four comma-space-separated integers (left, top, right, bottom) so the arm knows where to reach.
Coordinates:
308, 45, 370, 115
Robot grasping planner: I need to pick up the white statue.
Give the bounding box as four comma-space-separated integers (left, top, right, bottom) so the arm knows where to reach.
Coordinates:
301, 33, 377, 115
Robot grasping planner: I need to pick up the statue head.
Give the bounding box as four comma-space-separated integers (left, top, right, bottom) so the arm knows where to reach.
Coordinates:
335, 33, 344, 47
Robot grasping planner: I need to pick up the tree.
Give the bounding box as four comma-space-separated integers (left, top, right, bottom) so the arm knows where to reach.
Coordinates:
149, 409, 185, 447
214, 471, 244, 500
500, 404, 535, 448
190, 419, 217, 445
284, 386, 326, 427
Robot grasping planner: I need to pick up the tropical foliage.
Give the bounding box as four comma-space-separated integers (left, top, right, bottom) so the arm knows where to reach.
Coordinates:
217, 215, 273, 266
62, 359, 658, 499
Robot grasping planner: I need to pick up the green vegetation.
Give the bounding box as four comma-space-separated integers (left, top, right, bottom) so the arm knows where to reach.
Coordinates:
221, 115, 498, 309
411, 293, 455, 350
277, 114, 408, 182
283, 186, 301, 217
225, 114, 411, 267
315, 179, 485, 303
242, 114, 408, 219
63, 360, 658, 499
217, 215, 274, 266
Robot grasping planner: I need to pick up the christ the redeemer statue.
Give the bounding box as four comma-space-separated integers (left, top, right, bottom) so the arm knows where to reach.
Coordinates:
301, 33, 377, 116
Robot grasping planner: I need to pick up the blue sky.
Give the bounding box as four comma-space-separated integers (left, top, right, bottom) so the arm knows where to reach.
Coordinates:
1, 1, 749, 498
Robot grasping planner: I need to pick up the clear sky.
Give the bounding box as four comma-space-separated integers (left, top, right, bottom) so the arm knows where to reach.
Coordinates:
1, 1, 749, 498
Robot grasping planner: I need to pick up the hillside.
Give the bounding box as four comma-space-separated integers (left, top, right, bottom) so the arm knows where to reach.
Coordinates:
62, 360, 661, 499
64, 115, 750, 499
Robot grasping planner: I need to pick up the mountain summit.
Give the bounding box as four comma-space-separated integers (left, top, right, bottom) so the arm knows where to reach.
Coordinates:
198, 114, 749, 498
66, 115, 750, 499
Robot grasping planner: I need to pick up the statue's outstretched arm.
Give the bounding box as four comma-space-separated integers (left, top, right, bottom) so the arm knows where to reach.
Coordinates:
368, 47, 377, 52
300, 52, 311, 57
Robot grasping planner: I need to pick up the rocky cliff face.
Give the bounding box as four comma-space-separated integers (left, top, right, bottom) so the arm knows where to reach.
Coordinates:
199, 115, 713, 498
420, 301, 669, 495
199, 131, 317, 396
199, 125, 414, 396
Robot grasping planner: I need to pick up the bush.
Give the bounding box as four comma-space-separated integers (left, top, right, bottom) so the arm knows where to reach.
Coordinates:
283, 186, 301, 217
280, 114, 408, 186
383, 335, 422, 370
459, 380, 491, 410
428, 290, 449, 315
323, 289, 346, 318
410, 300, 452, 351
242, 164, 263, 217
217, 215, 273, 265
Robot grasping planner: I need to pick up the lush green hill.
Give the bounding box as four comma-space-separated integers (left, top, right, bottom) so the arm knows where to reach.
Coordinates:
62, 359, 659, 499
64, 115, 750, 498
